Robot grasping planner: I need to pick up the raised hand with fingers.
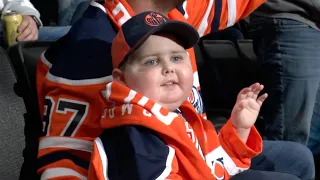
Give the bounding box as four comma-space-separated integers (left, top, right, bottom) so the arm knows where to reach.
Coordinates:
230, 83, 268, 142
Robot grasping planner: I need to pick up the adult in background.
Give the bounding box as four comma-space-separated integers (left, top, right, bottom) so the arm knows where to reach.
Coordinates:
248, 0, 320, 155
57, 0, 90, 26
0, 0, 71, 45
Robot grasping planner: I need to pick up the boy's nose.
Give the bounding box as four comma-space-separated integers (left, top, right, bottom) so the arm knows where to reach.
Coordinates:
162, 65, 175, 75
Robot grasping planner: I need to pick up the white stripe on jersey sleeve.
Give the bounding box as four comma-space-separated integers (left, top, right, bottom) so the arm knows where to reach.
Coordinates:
182, 1, 189, 19
197, 0, 214, 37
156, 146, 175, 180
227, 0, 237, 27
41, 51, 52, 68
205, 146, 248, 177
46, 72, 113, 86
94, 137, 110, 180
39, 137, 93, 152
41, 167, 87, 180
90, 1, 107, 13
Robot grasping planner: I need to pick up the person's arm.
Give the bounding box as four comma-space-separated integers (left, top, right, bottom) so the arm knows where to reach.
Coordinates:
36, 8, 118, 178
2, 0, 42, 41
36, 50, 109, 179
212, 83, 264, 178
201, 119, 262, 179
89, 126, 182, 180
171, 0, 266, 36
2, 0, 43, 27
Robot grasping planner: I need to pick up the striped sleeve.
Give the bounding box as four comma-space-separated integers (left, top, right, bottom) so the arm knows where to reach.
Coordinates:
180, 0, 266, 36
88, 126, 182, 180
198, 118, 262, 179
218, 120, 262, 176
37, 137, 92, 179
36, 4, 118, 179
36, 50, 108, 179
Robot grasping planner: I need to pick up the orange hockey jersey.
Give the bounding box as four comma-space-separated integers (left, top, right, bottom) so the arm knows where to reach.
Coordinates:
36, 0, 266, 179
88, 81, 262, 180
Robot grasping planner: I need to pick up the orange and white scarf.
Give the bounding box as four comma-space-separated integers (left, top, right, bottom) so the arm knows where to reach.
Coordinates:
101, 81, 218, 179
99, 81, 262, 179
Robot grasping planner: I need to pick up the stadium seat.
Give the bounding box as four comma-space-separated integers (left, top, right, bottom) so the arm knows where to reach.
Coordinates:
0, 46, 26, 180
7, 41, 54, 180
196, 39, 262, 131
196, 40, 239, 130
236, 39, 258, 62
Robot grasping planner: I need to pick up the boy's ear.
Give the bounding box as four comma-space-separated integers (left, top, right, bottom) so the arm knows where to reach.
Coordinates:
112, 68, 126, 85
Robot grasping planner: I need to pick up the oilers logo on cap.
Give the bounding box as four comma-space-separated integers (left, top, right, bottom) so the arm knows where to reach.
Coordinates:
144, 12, 167, 26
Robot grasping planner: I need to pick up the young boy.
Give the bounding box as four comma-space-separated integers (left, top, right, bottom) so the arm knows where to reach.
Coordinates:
88, 11, 267, 180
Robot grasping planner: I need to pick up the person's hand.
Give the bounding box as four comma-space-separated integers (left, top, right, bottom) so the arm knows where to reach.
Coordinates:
17, 15, 38, 41
231, 83, 268, 129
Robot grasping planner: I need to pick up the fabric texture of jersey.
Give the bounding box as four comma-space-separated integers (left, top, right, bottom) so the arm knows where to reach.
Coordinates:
88, 81, 262, 180
36, 0, 266, 179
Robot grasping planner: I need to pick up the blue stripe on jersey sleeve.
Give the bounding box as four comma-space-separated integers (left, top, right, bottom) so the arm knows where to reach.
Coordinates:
99, 126, 171, 180
45, 5, 117, 80
211, 0, 222, 32
38, 151, 89, 170
176, 4, 185, 16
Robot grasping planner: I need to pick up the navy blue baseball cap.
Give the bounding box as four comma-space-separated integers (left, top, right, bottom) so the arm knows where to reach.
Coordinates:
111, 11, 200, 68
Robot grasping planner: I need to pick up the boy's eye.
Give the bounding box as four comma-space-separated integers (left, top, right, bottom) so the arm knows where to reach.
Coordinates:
171, 56, 182, 62
144, 59, 157, 66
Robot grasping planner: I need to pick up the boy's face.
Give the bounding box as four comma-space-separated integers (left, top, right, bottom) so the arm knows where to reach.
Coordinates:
113, 34, 193, 111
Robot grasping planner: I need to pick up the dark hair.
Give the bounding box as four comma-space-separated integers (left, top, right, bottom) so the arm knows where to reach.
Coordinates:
117, 55, 131, 70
